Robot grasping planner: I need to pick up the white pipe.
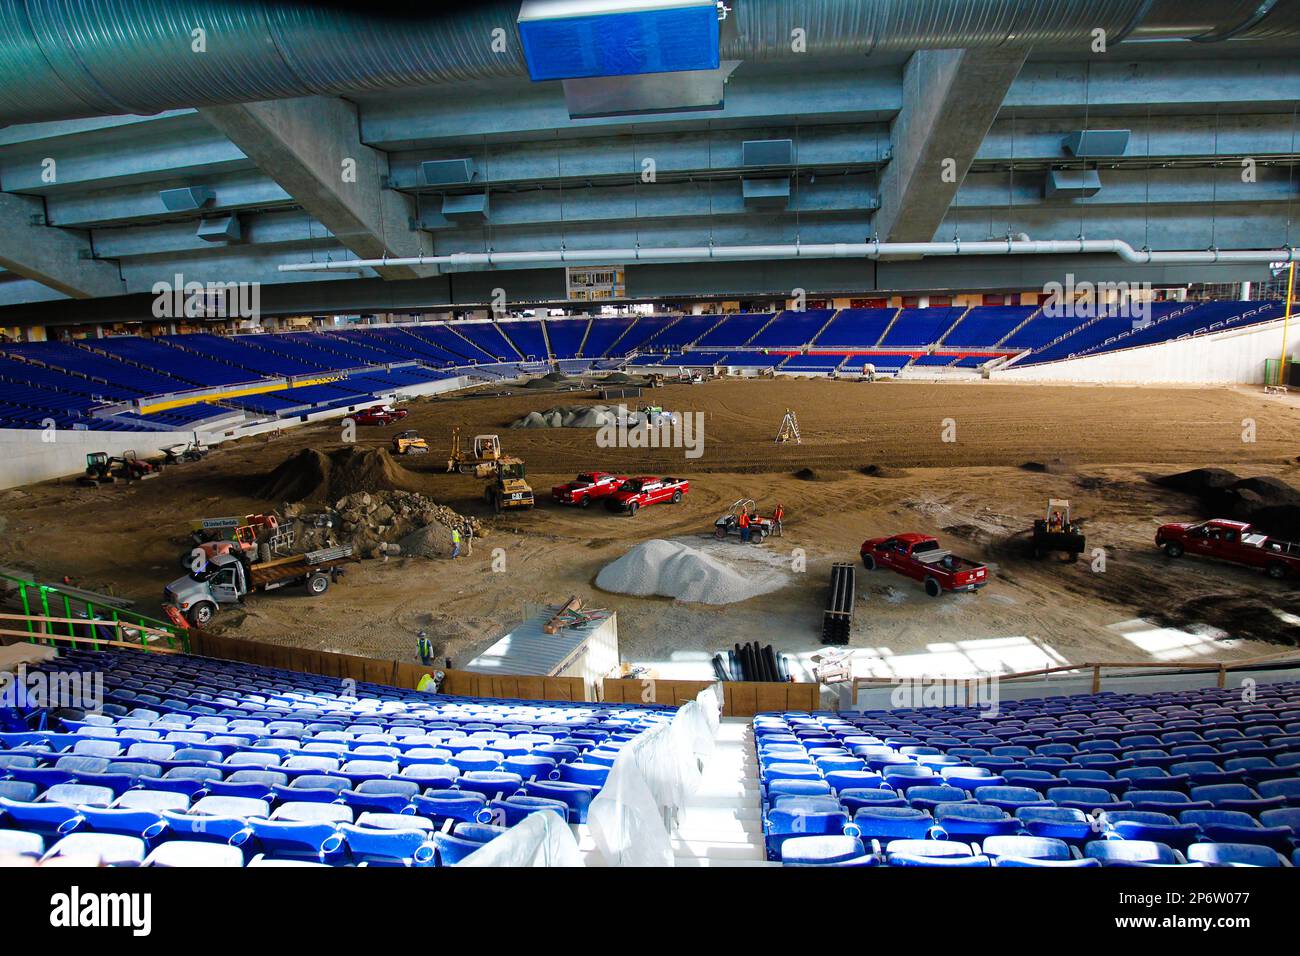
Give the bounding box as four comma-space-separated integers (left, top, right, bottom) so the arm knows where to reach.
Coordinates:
277, 240, 1300, 273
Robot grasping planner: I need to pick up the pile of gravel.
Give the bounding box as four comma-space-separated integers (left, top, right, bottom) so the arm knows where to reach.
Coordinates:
595, 539, 785, 605
510, 403, 670, 429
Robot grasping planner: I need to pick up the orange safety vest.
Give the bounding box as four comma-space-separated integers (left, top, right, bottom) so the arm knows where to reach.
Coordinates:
738, 512, 750, 527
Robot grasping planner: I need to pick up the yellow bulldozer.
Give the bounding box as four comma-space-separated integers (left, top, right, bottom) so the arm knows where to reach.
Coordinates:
447, 428, 534, 512
447, 428, 507, 477
391, 430, 430, 455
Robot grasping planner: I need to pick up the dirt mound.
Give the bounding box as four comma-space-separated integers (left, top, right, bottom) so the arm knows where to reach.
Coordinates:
258, 448, 331, 502
861, 464, 908, 479
258, 446, 419, 504
522, 372, 571, 389
1152, 468, 1300, 540
602, 372, 634, 384
1152, 468, 1242, 495
397, 522, 456, 558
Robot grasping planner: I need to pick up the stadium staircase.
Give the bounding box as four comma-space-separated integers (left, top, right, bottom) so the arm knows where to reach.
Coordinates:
871, 308, 902, 347
672, 719, 769, 866
993, 306, 1044, 347
741, 313, 781, 347
604, 318, 640, 357
933, 306, 974, 346
574, 319, 594, 357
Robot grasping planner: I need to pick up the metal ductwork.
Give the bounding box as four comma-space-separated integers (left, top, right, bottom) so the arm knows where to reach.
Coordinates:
2, 0, 1299, 126
276, 240, 1300, 274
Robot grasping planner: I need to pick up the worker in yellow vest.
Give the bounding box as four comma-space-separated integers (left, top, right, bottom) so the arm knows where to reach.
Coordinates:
450, 526, 461, 559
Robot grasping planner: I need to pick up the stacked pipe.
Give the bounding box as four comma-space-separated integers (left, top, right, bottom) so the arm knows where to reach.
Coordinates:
712, 641, 791, 683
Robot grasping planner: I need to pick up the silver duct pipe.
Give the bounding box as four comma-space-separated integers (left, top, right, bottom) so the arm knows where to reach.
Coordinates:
3, 0, 1300, 125
276, 240, 1300, 273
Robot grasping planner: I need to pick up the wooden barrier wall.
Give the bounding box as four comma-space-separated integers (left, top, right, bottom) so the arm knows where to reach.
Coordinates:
189, 632, 585, 701
190, 633, 819, 712
723, 681, 820, 717
603, 678, 821, 716
603, 678, 716, 708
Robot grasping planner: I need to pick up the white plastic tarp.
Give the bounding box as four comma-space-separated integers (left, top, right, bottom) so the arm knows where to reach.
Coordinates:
457, 806, 585, 867
588, 683, 723, 866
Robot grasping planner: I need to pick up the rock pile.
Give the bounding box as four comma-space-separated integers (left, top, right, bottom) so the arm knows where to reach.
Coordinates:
283, 491, 481, 559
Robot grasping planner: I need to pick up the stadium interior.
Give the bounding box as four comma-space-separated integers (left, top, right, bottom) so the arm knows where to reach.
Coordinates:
2, 1, 1300, 906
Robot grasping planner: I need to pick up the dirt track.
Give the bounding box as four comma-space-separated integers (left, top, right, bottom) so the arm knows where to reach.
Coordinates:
3, 377, 1300, 679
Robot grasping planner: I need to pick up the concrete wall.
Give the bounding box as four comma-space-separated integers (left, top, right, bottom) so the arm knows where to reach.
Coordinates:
993, 316, 1291, 385
0, 373, 473, 491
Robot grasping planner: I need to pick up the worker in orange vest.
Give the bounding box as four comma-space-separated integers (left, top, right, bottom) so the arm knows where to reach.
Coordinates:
738, 507, 751, 542
772, 502, 785, 537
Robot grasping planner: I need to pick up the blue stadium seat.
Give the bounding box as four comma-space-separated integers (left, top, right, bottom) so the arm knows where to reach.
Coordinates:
1101, 810, 1200, 849
1084, 840, 1186, 867
780, 834, 873, 866
1186, 842, 1285, 867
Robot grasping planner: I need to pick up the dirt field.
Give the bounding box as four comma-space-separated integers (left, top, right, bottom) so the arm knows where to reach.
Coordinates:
4, 377, 1300, 681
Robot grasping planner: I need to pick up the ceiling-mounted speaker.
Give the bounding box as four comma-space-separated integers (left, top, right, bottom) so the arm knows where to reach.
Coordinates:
1045, 169, 1102, 199
421, 159, 477, 186
159, 186, 214, 211
742, 177, 790, 209
1062, 130, 1130, 157
196, 214, 241, 242
442, 193, 490, 222
742, 139, 794, 167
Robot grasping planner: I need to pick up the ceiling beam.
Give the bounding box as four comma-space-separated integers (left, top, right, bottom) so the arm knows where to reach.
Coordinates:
200, 97, 434, 280
0, 192, 125, 298
875, 48, 1027, 244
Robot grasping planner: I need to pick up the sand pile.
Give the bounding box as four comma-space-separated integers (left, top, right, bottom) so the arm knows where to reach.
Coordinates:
259, 446, 420, 504
595, 539, 786, 605
1153, 468, 1300, 539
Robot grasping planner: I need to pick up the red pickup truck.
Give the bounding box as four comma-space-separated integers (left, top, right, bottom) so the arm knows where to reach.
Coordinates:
1156, 518, 1300, 580
860, 533, 989, 597
605, 476, 689, 515
552, 471, 626, 507
352, 405, 408, 426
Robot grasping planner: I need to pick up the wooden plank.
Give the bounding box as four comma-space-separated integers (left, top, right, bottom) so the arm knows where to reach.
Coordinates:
516, 676, 545, 700
755, 682, 789, 714
726, 683, 758, 718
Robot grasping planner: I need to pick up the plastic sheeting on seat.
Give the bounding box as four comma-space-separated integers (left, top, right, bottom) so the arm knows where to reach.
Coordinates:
456, 805, 584, 867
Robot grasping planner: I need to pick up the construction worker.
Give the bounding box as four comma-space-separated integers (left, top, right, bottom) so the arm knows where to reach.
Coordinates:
738, 507, 751, 542
417, 631, 433, 666
462, 520, 474, 557
450, 526, 462, 559
773, 502, 785, 537
1049, 510, 1063, 532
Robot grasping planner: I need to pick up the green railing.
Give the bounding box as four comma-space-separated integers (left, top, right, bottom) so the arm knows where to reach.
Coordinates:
0, 571, 188, 653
